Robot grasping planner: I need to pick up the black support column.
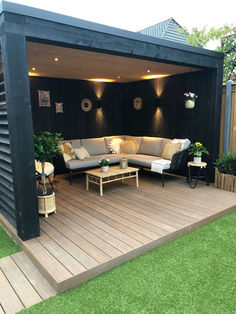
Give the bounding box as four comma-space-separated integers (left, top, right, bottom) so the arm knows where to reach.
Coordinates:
1, 32, 40, 240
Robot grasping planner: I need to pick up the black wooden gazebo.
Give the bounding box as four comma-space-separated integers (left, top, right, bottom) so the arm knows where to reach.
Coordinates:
0, 1, 224, 241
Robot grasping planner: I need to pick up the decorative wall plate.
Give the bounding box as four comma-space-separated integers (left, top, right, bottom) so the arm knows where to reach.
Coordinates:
134, 97, 142, 110
81, 98, 92, 112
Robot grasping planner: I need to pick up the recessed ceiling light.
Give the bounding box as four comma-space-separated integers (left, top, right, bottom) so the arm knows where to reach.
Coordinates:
143, 74, 169, 80
54, 57, 59, 62
89, 78, 115, 82
147, 70, 151, 73
32, 67, 36, 71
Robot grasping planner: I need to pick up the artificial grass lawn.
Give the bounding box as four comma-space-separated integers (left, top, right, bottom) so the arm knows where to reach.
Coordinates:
22, 211, 236, 314
0, 224, 20, 258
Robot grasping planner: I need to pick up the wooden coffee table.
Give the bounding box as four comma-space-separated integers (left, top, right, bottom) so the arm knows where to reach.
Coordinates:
85, 166, 139, 196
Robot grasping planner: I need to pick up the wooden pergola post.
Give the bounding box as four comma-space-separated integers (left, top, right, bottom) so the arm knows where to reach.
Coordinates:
0, 31, 40, 240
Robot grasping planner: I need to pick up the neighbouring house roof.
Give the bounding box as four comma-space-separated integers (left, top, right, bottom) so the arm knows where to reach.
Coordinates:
139, 18, 187, 44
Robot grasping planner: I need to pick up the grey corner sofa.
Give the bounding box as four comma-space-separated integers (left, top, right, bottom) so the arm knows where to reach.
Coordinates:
59, 135, 190, 186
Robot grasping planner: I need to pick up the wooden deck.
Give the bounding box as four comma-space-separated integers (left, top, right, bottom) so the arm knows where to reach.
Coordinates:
1, 172, 236, 297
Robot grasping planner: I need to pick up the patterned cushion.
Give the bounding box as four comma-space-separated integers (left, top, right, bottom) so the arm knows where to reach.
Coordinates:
60, 142, 76, 163
161, 142, 182, 160
109, 138, 124, 154
104, 136, 125, 153
120, 140, 138, 154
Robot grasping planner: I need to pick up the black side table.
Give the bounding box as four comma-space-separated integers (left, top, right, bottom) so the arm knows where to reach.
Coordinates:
187, 161, 209, 189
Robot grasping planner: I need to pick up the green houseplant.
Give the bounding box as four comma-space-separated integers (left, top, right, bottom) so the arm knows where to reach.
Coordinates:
34, 131, 63, 217
34, 131, 63, 195
188, 142, 209, 163
214, 153, 236, 192
99, 158, 110, 173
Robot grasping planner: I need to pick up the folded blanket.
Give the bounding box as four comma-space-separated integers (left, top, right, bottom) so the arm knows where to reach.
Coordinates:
151, 159, 171, 174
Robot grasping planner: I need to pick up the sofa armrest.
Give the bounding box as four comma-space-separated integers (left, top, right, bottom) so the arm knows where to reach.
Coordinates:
170, 148, 189, 171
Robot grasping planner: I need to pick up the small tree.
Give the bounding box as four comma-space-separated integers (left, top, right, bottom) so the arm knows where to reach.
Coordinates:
34, 131, 63, 195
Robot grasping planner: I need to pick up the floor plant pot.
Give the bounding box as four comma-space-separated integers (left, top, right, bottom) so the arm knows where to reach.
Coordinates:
214, 169, 236, 192
193, 156, 201, 164
185, 100, 195, 109
101, 166, 109, 173
38, 192, 56, 217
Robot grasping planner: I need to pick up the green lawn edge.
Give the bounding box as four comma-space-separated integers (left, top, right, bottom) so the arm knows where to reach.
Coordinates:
0, 224, 21, 259
21, 210, 236, 314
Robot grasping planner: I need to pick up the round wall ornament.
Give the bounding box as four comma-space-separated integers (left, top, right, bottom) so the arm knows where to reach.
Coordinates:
134, 97, 142, 110
81, 98, 92, 112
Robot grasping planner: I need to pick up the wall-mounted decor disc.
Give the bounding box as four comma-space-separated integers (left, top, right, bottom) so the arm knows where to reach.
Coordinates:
134, 97, 142, 110
81, 98, 92, 112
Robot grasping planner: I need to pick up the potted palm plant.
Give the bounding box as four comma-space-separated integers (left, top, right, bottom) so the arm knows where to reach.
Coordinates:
34, 131, 63, 216
214, 152, 236, 192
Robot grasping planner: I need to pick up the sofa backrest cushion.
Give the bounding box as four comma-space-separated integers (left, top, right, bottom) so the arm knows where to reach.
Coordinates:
124, 136, 143, 153
161, 142, 182, 160
81, 137, 107, 156
104, 136, 125, 153
120, 140, 138, 154
139, 137, 163, 156
71, 139, 82, 149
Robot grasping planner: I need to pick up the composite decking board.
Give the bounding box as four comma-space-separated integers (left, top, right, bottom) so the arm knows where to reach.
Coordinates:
53, 212, 123, 258
56, 204, 134, 253
23, 238, 72, 283
57, 183, 170, 238
63, 179, 197, 226
40, 219, 99, 269
11, 252, 56, 300
0, 267, 24, 314
55, 196, 151, 247
41, 216, 111, 264
56, 190, 149, 246
61, 183, 178, 234
0, 256, 42, 308
37, 231, 86, 275
56, 190, 159, 241
56, 188, 160, 241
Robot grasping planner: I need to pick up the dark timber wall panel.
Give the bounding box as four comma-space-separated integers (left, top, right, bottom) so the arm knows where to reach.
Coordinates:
0, 72, 16, 226
30, 77, 124, 140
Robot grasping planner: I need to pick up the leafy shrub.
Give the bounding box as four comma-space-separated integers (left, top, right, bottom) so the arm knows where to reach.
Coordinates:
214, 152, 236, 175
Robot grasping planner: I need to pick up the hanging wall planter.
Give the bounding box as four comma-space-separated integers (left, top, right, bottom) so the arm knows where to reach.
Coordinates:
184, 92, 198, 109
185, 99, 195, 109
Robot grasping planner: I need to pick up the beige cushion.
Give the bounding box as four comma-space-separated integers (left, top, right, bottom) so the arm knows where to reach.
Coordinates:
161, 142, 182, 160
124, 136, 143, 153
139, 137, 163, 156
109, 138, 124, 154
120, 140, 138, 154
60, 142, 76, 163
73, 147, 90, 160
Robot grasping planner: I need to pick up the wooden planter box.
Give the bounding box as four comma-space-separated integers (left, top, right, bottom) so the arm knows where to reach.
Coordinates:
214, 169, 236, 192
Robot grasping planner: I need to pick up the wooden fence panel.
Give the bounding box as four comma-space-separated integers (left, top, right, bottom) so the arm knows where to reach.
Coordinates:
220, 83, 236, 154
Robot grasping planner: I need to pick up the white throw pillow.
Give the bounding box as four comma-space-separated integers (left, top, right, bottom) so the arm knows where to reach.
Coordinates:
73, 147, 90, 160
172, 138, 190, 150
109, 138, 124, 154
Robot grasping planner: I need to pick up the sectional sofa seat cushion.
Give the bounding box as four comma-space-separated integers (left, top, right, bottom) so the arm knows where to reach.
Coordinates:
139, 137, 163, 156
73, 147, 90, 160
124, 136, 143, 153
126, 154, 162, 168
109, 138, 124, 154
81, 137, 107, 156
66, 154, 121, 170
161, 142, 182, 160
120, 140, 138, 154
104, 136, 125, 153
